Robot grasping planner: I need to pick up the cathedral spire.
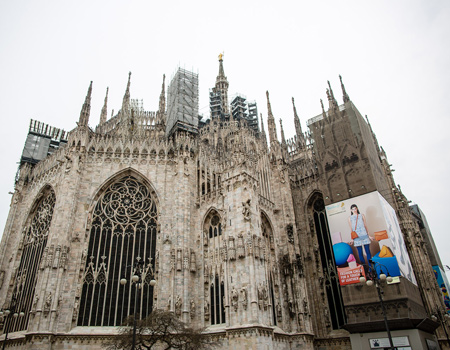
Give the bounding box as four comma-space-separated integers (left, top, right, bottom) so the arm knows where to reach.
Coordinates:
215, 53, 229, 115
218, 53, 226, 78
280, 118, 288, 158
99, 87, 109, 125
279, 118, 286, 145
157, 74, 166, 125
122, 72, 131, 111
292, 97, 305, 146
159, 74, 166, 113
339, 75, 350, 103
327, 80, 339, 110
320, 98, 327, 119
260, 113, 268, 148
78, 81, 92, 127
266, 91, 278, 146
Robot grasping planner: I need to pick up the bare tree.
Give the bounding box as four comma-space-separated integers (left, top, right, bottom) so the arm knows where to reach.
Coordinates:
104, 309, 217, 350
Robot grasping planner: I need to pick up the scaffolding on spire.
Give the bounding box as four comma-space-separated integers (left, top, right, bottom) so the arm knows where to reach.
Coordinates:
166, 68, 199, 137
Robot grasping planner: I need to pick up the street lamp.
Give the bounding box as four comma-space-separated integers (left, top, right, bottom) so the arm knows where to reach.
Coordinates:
359, 259, 395, 350
120, 257, 156, 350
0, 296, 25, 350
431, 307, 450, 346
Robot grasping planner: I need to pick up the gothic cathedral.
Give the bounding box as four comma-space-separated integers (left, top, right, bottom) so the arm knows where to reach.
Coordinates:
0, 57, 447, 349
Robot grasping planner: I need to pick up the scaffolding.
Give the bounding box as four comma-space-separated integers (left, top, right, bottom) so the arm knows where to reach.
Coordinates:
247, 101, 258, 132
166, 68, 199, 136
230, 95, 248, 122
20, 119, 68, 166
229, 95, 259, 133
209, 90, 223, 120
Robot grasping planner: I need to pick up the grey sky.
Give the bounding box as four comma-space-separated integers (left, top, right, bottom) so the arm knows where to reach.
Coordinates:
1, 1, 449, 269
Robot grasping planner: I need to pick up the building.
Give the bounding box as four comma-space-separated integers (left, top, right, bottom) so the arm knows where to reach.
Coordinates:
411, 204, 450, 314
0, 58, 448, 350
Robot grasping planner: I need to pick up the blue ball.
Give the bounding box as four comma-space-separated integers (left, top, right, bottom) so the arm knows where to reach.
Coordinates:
333, 242, 353, 266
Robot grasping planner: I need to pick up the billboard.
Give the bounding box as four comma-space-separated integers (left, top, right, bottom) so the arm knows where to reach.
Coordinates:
433, 265, 450, 313
325, 191, 416, 286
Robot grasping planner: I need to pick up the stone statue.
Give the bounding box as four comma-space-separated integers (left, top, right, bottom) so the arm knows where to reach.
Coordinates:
44, 292, 52, 312
242, 199, 251, 221
175, 295, 182, 317
33, 294, 39, 310
276, 303, 282, 318
190, 299, 195, 319
231, 287, 239, 311
241, 287, 248, 310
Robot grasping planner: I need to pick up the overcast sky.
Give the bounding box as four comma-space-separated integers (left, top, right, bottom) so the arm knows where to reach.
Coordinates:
1, 1, 449, 270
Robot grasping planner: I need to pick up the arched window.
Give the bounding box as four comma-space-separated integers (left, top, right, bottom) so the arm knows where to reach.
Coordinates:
6, 187, 56, 333
261, 212, 277, 326
77, 175, 158, 326
208, 214, 221, 239
203, 209, 225, 325
310, 195, 346, 329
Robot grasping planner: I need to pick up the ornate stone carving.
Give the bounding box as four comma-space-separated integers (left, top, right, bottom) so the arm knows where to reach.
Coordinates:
276, 303, 282, 318
220, 241, 227, 262
280, 254, 292, 277
60, 246, 69, 269
32, 294, 39, 311
204, 299, 210, 321
176, 249, 182, 271
288, 298, 295, 318
72, 298, 79, 321
190, 299, 195, 319
175, 295, 182, 317
44, 292, 52, 314
259, 238, 265, 260
47, 245, 54, 268
302, 297, 308, 314
254, 235, 260, 259
53, 245, 61, 269
242, 199, 251, 221
257, 284, 269, 310
296, 253, 303, 277
170, 249, 176, 271
228, 237, 236, 260
240, 287, 248, 310
183, 250, 189, 271
237, 233, 245, 258
231, 287, 239, 311
246, 232, 253, 256
190, 250, 196, 272
286, 224, 294, 244
203, 230, 208, 246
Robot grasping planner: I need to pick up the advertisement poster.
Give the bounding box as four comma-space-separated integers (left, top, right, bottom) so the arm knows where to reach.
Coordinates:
325, 191, 416, 286
433, 265, 450, 313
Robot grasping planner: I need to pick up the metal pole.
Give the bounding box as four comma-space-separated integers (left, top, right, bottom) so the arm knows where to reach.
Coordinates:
131, 282, 138, 350
1, 326, 8, 350
375, 275, 395, 350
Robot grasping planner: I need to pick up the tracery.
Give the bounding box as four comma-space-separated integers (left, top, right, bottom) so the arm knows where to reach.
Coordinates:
77, 175, 158, 326
6, 187, 56, 333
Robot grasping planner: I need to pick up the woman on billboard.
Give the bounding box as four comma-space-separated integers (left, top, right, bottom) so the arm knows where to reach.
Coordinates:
348, 204, 374, 266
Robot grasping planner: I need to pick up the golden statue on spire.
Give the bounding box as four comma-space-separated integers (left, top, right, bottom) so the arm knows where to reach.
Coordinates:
218, 52, 223, 61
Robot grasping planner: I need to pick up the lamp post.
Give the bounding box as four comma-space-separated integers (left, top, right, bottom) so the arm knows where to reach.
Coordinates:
431, 307, 450, 347
359, 259, 395, 350
120, 257, 156, 350
0, 296, 25, 350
